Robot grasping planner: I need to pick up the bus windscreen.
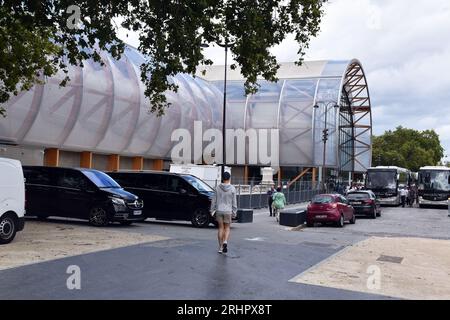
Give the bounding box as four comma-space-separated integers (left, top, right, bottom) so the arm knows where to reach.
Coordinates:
420, 171, 450, 192
367, 171, 397, 190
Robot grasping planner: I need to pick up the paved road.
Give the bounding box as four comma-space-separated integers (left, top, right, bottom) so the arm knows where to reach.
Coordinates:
0, 205, 448, 299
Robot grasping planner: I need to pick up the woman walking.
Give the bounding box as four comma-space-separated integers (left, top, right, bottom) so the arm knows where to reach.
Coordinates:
272, 186, 287, 222
210, 172, 237, 254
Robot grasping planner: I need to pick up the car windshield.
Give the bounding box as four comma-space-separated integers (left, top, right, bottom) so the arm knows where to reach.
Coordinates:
182, 175, 214, 192
367, 171, 397, 190
420, 170, 450, 192
82, 170, 121, 189
312, 195, 334, 204
347, 193, 370, 200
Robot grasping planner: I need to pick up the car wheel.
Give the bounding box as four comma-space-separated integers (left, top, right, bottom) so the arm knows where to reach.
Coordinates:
89, 207, 109, 227
371, 208, 377, 219
191, 208, 210, 228
350, 214, 356, 224
0, 214, 17, 245
336, 214, 345, 228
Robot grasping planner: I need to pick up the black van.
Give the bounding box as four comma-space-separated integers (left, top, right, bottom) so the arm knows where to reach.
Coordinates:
107, 171, 215, 228
22, 166, 145, 226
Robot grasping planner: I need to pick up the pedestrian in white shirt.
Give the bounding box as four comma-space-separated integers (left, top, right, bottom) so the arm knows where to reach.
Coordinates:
400, 187, 408, 208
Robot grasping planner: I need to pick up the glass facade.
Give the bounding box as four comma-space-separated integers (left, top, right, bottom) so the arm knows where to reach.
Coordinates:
210, 60, 373, 172
0, 45, 223, 162
0, 44, 372, 172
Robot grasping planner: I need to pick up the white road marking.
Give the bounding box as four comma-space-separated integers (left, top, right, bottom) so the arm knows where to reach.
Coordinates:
245, 237, 266, 242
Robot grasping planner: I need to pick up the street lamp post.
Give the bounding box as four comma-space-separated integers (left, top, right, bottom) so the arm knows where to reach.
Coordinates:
314, 102, 339, 192
323, 104, 328, 185
221, 41, 228, 180
201, 40, 235, 181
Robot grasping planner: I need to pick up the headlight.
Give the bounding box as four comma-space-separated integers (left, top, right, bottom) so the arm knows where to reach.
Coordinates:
110, 197, 127, 212
110, 197, 125, 206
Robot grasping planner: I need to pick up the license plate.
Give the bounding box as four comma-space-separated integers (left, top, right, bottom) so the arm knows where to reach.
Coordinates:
134, 210, 142, 216
316, 215, 327, 219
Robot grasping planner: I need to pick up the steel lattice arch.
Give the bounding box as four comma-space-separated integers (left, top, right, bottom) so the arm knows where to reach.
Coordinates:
0, 44, 372, 172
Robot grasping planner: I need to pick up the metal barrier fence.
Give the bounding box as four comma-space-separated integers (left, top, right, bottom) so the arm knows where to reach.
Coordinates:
231, 180, 324, 210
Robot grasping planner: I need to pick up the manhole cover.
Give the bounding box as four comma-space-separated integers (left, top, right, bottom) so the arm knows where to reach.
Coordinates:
377, 255, 404, 264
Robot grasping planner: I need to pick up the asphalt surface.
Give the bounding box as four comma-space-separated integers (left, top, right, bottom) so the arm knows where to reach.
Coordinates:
0, 204, 448, 299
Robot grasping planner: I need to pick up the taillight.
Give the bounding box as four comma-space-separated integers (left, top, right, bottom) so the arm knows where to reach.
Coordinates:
364, 199, 374, 205
331, 203, 338, 209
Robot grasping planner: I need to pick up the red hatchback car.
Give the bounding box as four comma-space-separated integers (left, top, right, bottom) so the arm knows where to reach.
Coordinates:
307, 194, 356, 228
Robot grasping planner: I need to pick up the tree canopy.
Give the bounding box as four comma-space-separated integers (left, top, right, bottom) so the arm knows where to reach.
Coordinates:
372, 126, 444, 172
0, 0, 326, 116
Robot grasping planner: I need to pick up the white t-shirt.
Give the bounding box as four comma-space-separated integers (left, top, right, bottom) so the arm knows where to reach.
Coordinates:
400, 189, 408, 197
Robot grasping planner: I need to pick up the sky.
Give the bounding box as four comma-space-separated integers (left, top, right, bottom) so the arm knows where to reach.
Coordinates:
118, 0, 450, 159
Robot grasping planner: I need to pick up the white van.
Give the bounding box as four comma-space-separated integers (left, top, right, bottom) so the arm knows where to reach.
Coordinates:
169, 164, 231, 188
0, 157, 25, 244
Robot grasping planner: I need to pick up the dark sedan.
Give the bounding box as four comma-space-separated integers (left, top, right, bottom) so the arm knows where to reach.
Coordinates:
346, 190, 381, 219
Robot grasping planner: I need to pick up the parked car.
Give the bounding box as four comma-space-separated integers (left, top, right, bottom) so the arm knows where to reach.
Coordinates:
346, 190, 381, 219
107, 171, 215, 228
22, 166, 144, 226
0, 158, 26, 244
306, 194, 356, 228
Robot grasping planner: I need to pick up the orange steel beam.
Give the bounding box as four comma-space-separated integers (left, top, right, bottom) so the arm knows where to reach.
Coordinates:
107, 154, 120, 172
312, 167, 317, 187
80, 151, 93, 168
152, 159, 164, 171
44, 148, 59, 167
132, 156, 144, 171
277, 167, 282, 187
244, 166, 249, 185
287, 168, 311, 188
